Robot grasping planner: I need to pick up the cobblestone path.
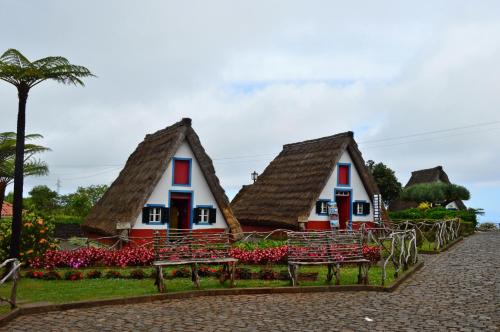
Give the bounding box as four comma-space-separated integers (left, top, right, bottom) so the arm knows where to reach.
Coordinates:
2, 232, 499, 331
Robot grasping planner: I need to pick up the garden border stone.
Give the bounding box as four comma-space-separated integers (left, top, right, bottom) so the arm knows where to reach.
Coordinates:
419, 236, 463, 254
0, 260, 423, 327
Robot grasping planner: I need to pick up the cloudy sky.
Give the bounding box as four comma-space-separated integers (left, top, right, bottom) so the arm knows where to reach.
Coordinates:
1, 1, 499, 221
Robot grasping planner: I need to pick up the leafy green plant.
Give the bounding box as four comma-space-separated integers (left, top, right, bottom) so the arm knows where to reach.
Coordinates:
233, 239, 287, 250
64, 271, 83, 281
86, 270, 102, 279
43, 270, 62, 280
129, 269, 146, 279
104, 270, 122, 279
0, 212, 58, 262
477, 223, 498, 232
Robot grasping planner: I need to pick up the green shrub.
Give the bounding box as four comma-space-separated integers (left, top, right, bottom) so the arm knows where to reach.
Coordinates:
52, 214, 83, 224
389, 207, 478, 226
105, 270, 122, 279
64, 271, 83, 281
459, 221, 475, 236
43, 270, 62, 280
233, 239, 287, 250
0, 212, 58, 262
129, 269, 145, 279
477, 222, 498, 232
86, 270, 102, 279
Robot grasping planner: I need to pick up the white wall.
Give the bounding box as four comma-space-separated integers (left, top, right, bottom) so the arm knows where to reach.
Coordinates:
132, 140, 228, 230
308, 150, 373, 222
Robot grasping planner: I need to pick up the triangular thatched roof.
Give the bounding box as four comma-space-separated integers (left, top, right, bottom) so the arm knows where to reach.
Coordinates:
231, 132, 381, 229
82, 118, 241, 235
390, 166, 467, 211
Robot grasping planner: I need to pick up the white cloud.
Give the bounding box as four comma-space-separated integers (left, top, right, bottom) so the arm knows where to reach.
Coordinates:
1, 0, 499, 220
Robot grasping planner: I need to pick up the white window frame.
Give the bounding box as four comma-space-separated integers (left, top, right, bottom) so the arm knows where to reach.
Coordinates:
199, 208, 210, 223
320, 201, 328, 214
149, 207, 162, 223
356, 203, 364, 215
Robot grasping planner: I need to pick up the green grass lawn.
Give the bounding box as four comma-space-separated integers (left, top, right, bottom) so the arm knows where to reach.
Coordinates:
0, 264, 397, 314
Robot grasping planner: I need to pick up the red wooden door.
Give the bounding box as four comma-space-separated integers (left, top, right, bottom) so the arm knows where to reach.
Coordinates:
336, 192, 351, 230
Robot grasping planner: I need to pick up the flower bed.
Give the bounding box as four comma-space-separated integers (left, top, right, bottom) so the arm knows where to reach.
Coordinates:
29, 244, 381, 269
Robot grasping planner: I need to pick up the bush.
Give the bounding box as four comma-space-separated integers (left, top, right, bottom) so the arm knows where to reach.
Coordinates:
197, 266, 217, 277
86, 270, 102, 279
105, 270, 122, 279
477, 222, 498, 232
30, 246, 154, 269
129, 269, 146, 279
43, 270, 62, 280
389, 207, 478, 227
0, 212, 58, 262
172, 267, 190, 278
229, 246, 288, 264
25, 270, 45, 279
64, 270, 83, 281
460, 221, 475, 236
235, 267, 252, 280
362, 245, 381, 263
258, 268, 276, 280
233, 239, 287, 250
52, 214, 83, 224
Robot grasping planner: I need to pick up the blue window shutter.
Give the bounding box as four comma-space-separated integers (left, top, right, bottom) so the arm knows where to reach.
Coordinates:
161, 207, 170, 224
142, 207, 150, 224
208, 208, 216, 224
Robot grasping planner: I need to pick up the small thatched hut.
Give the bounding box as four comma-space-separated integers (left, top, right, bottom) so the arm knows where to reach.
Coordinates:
389, 166, 467, 211
82, 118, 241, 239
231, 131, 384, 231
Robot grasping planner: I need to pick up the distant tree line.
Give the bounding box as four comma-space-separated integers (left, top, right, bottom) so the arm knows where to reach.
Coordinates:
4, 184, 108, 223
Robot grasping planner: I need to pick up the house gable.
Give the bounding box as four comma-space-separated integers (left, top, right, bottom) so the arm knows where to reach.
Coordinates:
308, 149, 374, 222
132, 140, 228, 230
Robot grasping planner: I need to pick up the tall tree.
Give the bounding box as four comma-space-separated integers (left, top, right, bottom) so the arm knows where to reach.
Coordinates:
366, 160, 402, 205
0, 132, 50, 218
400, 182, 470, 207
0, 49, 94, 260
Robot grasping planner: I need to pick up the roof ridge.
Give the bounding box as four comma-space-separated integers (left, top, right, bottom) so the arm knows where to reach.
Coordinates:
283, 131, 353, 149
144, 118, 191, 141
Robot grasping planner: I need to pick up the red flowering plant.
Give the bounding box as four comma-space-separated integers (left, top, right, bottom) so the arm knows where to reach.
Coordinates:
25, 270, 45, 279
29, 246, 155, 269
362, 245, 381, 264
229, 246, 288, 265
64, 270, 83, 281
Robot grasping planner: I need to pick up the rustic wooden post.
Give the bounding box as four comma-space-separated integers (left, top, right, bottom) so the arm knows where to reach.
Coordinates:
191, 263, 200, 289
334, 263, 341, 285
9, 261, 19, 309
230, 261, 236, 287
326, 264, 333, 284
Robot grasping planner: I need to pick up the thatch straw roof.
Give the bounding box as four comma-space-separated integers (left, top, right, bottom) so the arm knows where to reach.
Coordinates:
390, 166, 466, 211
82, 118, 241, 235
231, 132, 381, 229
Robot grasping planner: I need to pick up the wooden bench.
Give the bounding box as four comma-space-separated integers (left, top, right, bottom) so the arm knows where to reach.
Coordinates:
153, 230, 237, 292
287, 231, 369, 286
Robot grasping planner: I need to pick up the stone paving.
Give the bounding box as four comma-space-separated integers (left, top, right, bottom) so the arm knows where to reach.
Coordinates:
2, 232, 499, 331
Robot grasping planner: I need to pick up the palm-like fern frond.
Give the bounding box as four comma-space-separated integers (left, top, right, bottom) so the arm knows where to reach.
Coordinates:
0, 48, 95, 88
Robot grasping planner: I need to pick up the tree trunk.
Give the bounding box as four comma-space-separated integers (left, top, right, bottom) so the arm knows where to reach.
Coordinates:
9, 85, 29, 260
0, 181, 6, 219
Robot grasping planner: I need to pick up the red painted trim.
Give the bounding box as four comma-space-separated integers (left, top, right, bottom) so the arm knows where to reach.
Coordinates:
306, 220, 331, 230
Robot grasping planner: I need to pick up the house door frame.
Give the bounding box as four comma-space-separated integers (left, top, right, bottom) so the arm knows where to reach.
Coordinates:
168, 190, 193, 229
334, 188, 352, 230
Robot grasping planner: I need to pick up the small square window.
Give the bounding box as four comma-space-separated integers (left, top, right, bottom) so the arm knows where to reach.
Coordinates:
149, 207, 162, 223
320, 201, 328, 214
199, 208, 210, 223
356, 203, 364, 215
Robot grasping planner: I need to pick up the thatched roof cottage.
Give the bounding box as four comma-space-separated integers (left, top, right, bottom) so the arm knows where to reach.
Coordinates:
231, 131, 384, 231
82, 118, 241, 239
390, 166, 467, 211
